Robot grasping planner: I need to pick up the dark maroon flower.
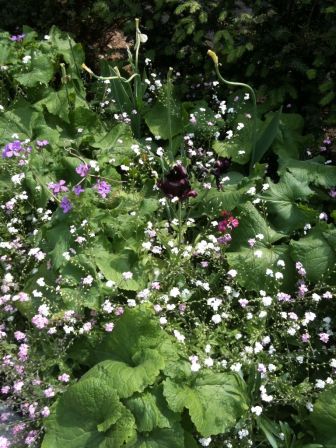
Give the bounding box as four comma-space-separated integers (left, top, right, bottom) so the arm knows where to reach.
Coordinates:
212, 157, 231, 189
157, 164, 197, 200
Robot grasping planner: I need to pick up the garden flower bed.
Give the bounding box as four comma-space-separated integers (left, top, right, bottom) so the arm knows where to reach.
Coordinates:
0, 23, 335, 447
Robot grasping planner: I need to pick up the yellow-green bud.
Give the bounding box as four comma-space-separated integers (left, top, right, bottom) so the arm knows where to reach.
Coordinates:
207, 50, 219, 65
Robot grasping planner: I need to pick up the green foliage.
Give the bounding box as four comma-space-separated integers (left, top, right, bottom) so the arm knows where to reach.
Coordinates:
163, 367, 248, 437
42, 308, 246, 446
311, 385, 336, 446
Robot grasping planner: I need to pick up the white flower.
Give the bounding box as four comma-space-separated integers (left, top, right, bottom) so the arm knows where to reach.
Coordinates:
262, 296, 272, 306
330, 359, 336, 368
173, 330, 185, 343
254, 250, 263, 258
251, 405, 263, 416
82, 275, 93, 286
227, 269, 237, 278
275, 272, 283, 280
315, 379, 325, 389
36, 277, 45, 287
139, 33, 148, 43
237, 122, 245, 130
204, 357, 214, 367
238, 429, 249, 439
22, 55, 31, 64
247, 186, 256, 195
199, 437, 212, 446
306, 402, 314, 412
230, 362, 242, 372
169, 287, 180, 298
159, 316, 167, 325
38, 304, 50, 316
122, 271, 133, 280
211, 314, 222, 324
11, 173, 25, 185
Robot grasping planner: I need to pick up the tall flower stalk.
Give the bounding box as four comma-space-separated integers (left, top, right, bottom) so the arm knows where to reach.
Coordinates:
207, 50, 257, 171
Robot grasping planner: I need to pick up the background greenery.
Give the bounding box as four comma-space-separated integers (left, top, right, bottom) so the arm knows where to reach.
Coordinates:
1, 0, 335, 130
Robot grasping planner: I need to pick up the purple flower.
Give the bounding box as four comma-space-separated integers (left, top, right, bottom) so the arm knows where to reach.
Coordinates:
95, 180, 111, 198
2, 140, 23, 158
75, 163, 90, 177
157, 164, 197, 200
48, 180, 68, 195
73, 185, 85, 196
217, 234, 232, 245
10, 34, 25, 42
60, 197, 72, 213
36, 140, 49, 147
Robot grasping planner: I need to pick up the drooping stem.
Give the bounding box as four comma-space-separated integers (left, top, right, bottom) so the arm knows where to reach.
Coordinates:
81, 63, 138, 83
207, 50, 257, 171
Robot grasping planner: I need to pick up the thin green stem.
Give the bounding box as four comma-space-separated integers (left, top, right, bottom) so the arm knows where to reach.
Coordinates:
166, 67, 174, 161
178, 201, 183, 247
208, 50, 258, 172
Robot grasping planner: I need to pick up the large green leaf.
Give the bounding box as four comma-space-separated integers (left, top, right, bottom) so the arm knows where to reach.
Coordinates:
0, 99, 41, 142
251, 107, 282, 166
263, 172, 316, 232
87, 307, 176, 397
93, 237, 144, 291
279, 157, 336, 189
272, 113, 312, 160
42, 376, 136, 448
310, 385, 336, 447
92, 123, 136, 165
189, 185, 247, 217
35, 87, 90, 124
145, 100, 183, 140
131, 423, 185, 448
14, 55, 54, 87
212, 113, 256, 165
229, 202, 284, 250
49, 25, 84, 68
290, 224, 336, 283
163, 371, 248, 437
125, 388, 179, 433
84, 351, 165, 399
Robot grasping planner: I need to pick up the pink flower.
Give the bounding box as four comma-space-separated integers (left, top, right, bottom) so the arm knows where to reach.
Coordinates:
44, 387, 55, 398
14, 331, 26, 341
319, 333, 330, 344
0, 436, 11, 448
18, 344, 29, 361
301, 333, 310, 343
104, 323, 114, 332
41, 406, 50, 417
58, 373, 70, 383
31, 314, 49, 329
13, 380, 24, 393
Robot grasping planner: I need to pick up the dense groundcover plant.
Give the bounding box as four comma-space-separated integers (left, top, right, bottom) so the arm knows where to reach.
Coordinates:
0, 23, 336, 448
